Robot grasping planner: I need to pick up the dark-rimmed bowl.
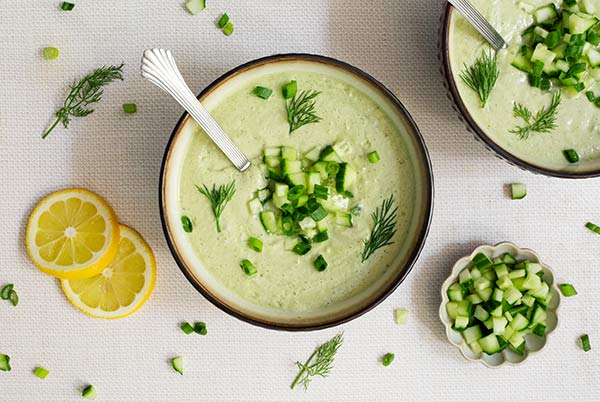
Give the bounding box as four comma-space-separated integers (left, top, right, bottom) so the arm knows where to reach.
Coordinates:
441, 4, 600, 179
159, 54, 434, 331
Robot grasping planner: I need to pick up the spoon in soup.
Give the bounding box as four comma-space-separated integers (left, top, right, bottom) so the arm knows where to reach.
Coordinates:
448, 0, 507, 51
141, 49, 251, 172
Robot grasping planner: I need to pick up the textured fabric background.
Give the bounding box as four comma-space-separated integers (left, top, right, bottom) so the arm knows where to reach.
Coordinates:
1, 0, 599, 401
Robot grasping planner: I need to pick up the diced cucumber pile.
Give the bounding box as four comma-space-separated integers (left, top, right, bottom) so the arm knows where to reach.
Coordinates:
446, 252, 552, 356
247, 145, 360, 266
512, 3, 600, 95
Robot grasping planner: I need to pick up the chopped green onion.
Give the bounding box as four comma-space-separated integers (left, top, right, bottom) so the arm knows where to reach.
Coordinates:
252, 86, 272, 100
122, 103, 137, 113
510, 183, 527, 200
367, 151, 380, 164
394, 309, 409, 325
309, 205, 328, 222
171, 357, 184, 375
281, 215, 295, 236
60, 2, 75, 11
287, 185, 305, 201
222, 22, 234, 36
0, 284, 13, 300
581, 334, 591, 352
0, 354, 10, 372
181, 216, 193, 233
280, 203, 295, 215
325, 161, 340, 176
33, 367, 50, 379
313, 231, 329, 243
247, 237, 263, 252
240, 259, 257, 276
586, 91, 596, 102
314, 255, 328, 271
381, 353, 395, 366
559, 283, 578, 297
8, 290, 18, 306
564, 0, 576, 6
185, 0, 205, 15
82, 385, 97, 400
472, 252, 492, 270
282, 81, 297, 99
585, 222, 600, 235
313, 184, 328, 200
193, 322, 207, 335
43, 47, 59, 60
292, 240, 311, 255
180, 322, 194, 334
217, 13, 229, 29
563, 149, 579, 163
350, 205, 362, 216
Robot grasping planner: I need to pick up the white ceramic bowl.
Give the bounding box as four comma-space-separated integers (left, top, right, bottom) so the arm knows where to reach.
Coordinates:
439, 242, 560, 367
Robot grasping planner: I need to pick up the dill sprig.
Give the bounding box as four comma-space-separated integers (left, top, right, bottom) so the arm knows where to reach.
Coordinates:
509, 91, 561, 139
43, 63, 125, 139
291, 332, 343, 390
361, 195, 398, 262
196, 180, 236, 233
459, 50, 499, 108
286, 90, 321, 133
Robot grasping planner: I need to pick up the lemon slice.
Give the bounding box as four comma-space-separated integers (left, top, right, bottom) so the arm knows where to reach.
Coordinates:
61, 225, 156, 319
26, 188, 119, 279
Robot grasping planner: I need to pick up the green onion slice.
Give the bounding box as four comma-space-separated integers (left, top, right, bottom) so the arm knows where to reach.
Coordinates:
8, 290, 18, 306
0, 284, 13, 300
559, 283, 578, 297
180, 322, 194, 334
313, 184, 328, 200
217, 13, 229, 29
248, 237, 263, 252
82, 385, 97, 400
581, 334, 591, 352
0, 354, 10, 372
193, 322, 207, 335
122, 103, 137, 113
313, 231, 329, 243
382, 353, 395, 366
43, 47, 59, 60
222, 22, 234, 36
325, 161, 340, 176
281, 215, 295, 236
314, 255, 328, 271
287, 185, 305, 201
61, 2, 75, 11
171, 357, 184, 375
585, 222, 600, 235
181, 216, 193, 233
33, 367, 50, 379
282, 81, 297, 99
309, 205, 328, 222
368, 151, 380, 164
292, 240, 311, 255
563, 149, 579, 163
252, 86, 272, 99
240, 259, 257, 276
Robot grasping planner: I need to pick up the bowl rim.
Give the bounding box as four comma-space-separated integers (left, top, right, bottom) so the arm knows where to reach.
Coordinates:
438, 242, 561, 367
441, 4, 600, 179
158, 53, 435, 331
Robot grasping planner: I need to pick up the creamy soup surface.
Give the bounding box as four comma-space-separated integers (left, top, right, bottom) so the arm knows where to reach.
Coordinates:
177, 69, 417, 312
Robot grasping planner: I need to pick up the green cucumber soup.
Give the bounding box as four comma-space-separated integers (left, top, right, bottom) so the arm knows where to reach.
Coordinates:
164, 60, 428, 320
448, 0, 600, 173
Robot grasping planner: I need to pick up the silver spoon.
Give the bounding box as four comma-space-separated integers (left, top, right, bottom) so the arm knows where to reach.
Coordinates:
448, 0, 507, 51
141, 49, 251, 172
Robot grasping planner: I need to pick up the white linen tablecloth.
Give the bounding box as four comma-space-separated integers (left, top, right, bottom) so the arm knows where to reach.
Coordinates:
1, 0, 599, 400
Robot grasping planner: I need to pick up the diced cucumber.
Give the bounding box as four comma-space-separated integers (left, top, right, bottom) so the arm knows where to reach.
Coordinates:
522, 274, 542, 290
463, 325, 483, 344
281, 159, 302, 175
248, 198, 262, 214
287, 172, 306, 187
493, 317, 508, 335
454, 316, 469, 331
298, 216, 317, 231
259, 211, 278, 234
459, 268, 473, 285
474, 305, 490, 322
581, 0, 596, 14
482, 269, 497, 281
310, 161, 329, 179
533, 4, 559, 25
508, 269, 526, 279
530, 304, 548, 324
569, 12, 599, 34
494, 263, 509, 278
482, 318, 494, 330
534, 26, 549, 38
531, 43, 557, 65
335, 212, 353, 227
588, 48, 600, 66
510, 313, 529, 330
490, 304, 503, 318
466, 293, 483, 305
479, 334, 502, 355
307, 172, 321, 193
509, 332, 526, 349
303, 146, 321, 161
476, 287, 493, 302
456, 300, 473, 317
335, 162, 357, 193
447, 283, 465, 301
512, 46, 534, 72
492, 288, 504, 303
319, 145, 342, 162
501, 253, 517, 265
469, 341, 483, 354
470, 268, 482, 279
530, 282, 550, 299
264, 155, 281, 168
281, 146, 297, 160
264, 147, 280, 157
504, 287, 523, 304
446, 301, 459, 320
532, 323, 547, 336
171, 357, 184, 375
274, 183, 288, 197
496, 276, 513, 290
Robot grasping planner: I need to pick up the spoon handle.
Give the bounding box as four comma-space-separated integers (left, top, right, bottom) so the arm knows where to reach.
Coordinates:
448, 0, 507, 51
141, 49, 251, 172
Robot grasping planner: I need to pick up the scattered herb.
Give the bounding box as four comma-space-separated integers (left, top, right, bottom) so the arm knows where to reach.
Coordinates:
180, 322, 194, 334
291, 332, 343, 390
586, 221, 600, 235
33, 367, 50, 379
1, 284, 18, 306
0, 354, 10, 371
43, 47, 59, 60
313, 255, 328, 272
122, 103, 137, 113
459, 50, 499, 108
247, 237, 263, 252
252, 86, 272, 99
367, 151, 380, 164
361, 195, 397, 262
171, 357, 184, 375
193, 322, 207, 335
60, 2, 75, 11
510, 183, 527, 200
217, 13, 229, 29
282, 81, 297, 99
581, 334, 591, 352
559, 283, 578, 297
286, 89, 321, 133
509, 91, 561, 139
394, 309, 409, 325
196, 180, 236, 232
181, 216, 193, 233
185, 0, 205, 15
223, 22, 234, 36
381, 353, 395, 366
82, 385, 96, 400
43, 63, 125, 139
240, 259, 257, 276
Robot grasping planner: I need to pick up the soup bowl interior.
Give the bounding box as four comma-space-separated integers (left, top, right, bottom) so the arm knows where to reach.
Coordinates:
161, 54, 433, 330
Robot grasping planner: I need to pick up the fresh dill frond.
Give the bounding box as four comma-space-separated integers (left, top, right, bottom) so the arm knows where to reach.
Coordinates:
459, 50, 499, 108
43, 63, 125, 138
361, 195, 398, 262
509, 91, 561, 139
291, 332, 343, 390
196, 180, 236, 232
286, 90, 321, 133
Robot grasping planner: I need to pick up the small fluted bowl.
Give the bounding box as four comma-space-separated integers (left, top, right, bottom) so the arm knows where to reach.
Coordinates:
439, 242, 560, 367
